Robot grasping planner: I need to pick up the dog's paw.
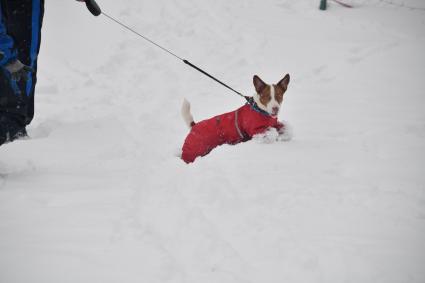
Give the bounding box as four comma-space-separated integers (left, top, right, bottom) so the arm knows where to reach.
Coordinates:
253, 121, 293, 144
277, 120, 293, 142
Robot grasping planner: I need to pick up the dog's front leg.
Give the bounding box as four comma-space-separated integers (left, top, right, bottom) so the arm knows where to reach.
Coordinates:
276, 120, 292, 142
276, 121, 285, 135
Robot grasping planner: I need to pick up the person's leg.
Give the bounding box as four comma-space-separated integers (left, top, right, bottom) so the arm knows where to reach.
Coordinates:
0, 0, 44, 145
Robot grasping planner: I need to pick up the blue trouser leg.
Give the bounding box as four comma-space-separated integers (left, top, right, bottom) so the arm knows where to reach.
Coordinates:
0, 0, 44, 138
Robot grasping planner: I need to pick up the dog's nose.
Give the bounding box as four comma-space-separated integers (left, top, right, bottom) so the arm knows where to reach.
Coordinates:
272, 107, 279, 114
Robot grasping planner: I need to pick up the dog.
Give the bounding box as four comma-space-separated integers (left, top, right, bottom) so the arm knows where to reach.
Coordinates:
181, 74, 290, 163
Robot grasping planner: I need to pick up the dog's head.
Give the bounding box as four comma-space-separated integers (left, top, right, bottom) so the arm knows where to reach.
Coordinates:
253, 74, 290, 117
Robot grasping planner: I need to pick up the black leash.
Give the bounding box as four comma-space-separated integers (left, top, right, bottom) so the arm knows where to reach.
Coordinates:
181, 60, 247, 99
82, 0, 250, 102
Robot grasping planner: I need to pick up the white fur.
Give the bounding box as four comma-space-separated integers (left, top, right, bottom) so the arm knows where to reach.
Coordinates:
267, 85, 280, 116
181, 99, 194, 128
253, 120, 293, 143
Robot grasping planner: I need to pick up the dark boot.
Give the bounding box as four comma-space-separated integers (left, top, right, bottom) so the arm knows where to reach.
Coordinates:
0, 115, 27, 146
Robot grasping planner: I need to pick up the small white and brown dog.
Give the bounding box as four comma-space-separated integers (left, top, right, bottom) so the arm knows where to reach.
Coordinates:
181, 74, 290, 163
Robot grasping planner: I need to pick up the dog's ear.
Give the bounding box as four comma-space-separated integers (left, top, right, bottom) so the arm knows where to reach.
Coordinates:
277, 74, 290, 90
253, 75, 267, 94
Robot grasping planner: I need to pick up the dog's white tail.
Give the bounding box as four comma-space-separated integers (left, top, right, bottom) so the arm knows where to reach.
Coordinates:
181, 98, 195, 128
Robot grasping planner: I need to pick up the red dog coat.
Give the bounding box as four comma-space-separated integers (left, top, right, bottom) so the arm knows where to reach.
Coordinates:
181, 103, 284, 163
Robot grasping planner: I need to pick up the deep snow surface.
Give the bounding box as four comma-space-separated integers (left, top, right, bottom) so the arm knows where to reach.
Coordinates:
1, 0, 425, 282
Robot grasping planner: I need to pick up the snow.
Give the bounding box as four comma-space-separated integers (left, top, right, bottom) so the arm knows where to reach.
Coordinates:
1, 0, 425, 282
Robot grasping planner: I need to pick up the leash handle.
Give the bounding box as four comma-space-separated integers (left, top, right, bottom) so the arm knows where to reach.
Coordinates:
81, 0, 102, 16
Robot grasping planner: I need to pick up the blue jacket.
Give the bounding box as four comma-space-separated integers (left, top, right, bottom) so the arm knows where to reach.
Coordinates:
0, 2, 16, 67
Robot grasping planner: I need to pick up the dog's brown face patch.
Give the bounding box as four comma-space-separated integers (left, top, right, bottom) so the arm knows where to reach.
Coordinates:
274, 85, 285, 104
259, 85, 272, 107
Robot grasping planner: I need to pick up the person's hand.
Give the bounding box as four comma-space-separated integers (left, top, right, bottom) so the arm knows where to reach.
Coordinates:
4, 60, 33, 82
